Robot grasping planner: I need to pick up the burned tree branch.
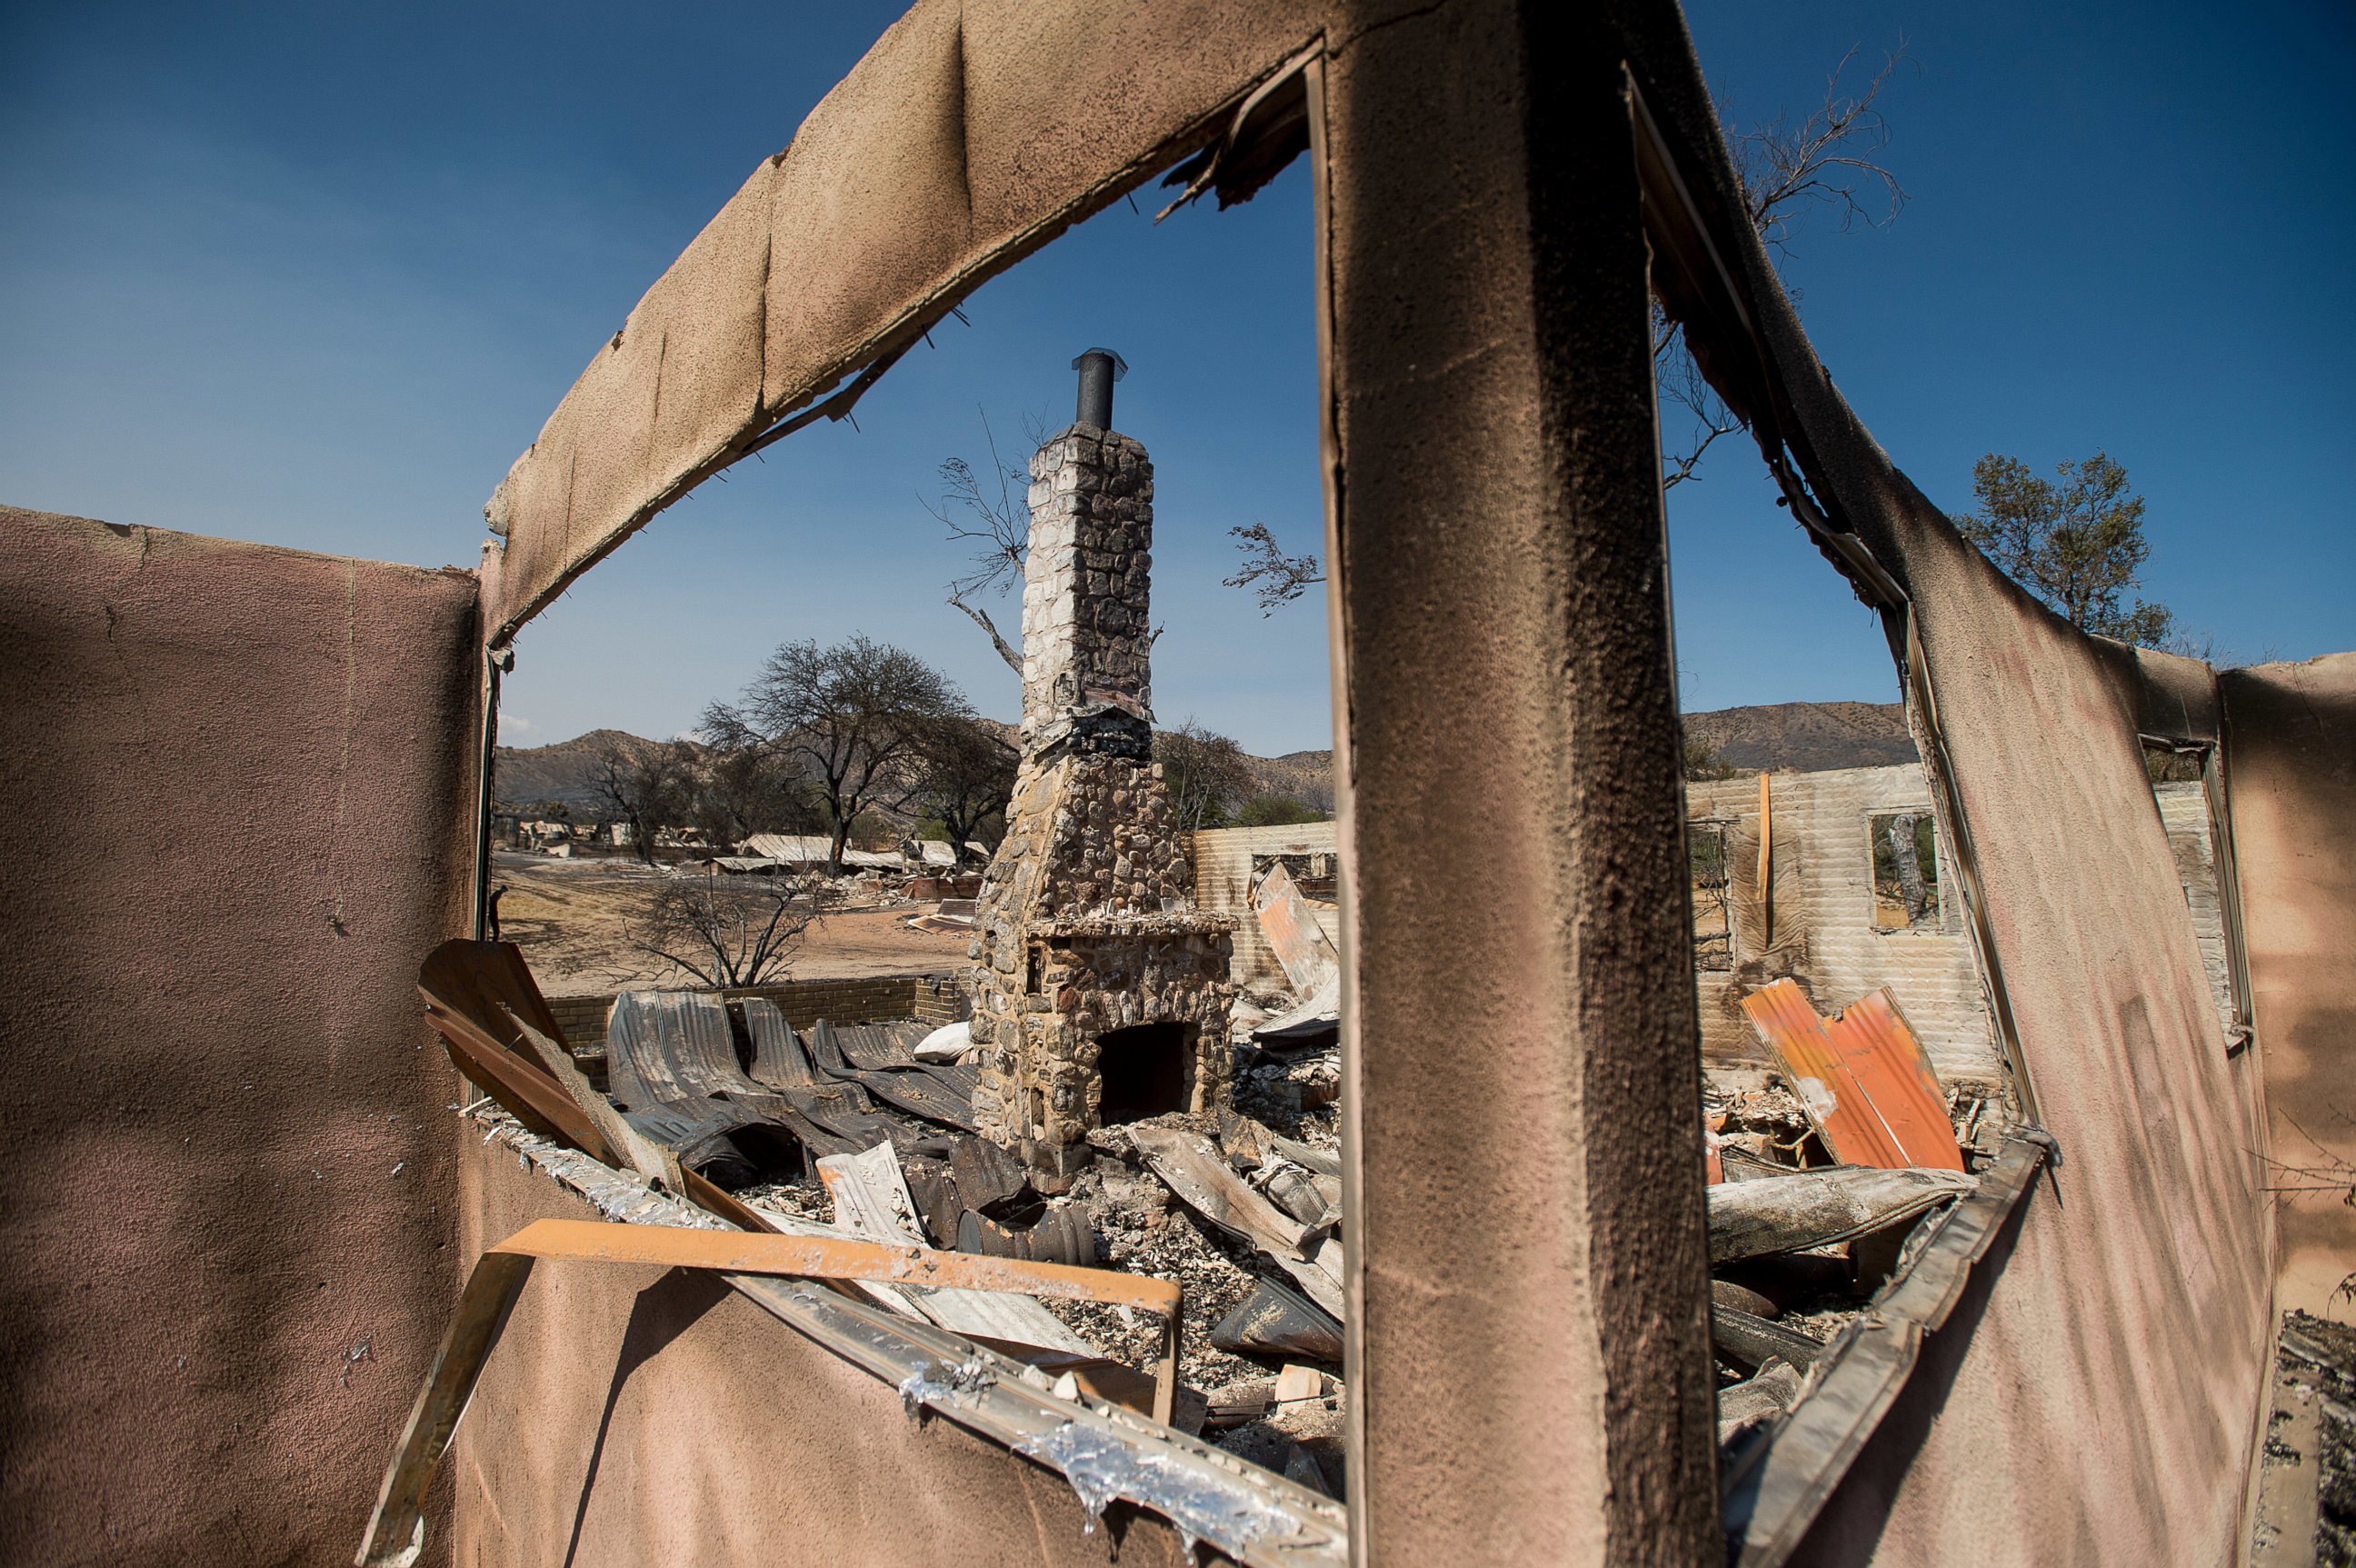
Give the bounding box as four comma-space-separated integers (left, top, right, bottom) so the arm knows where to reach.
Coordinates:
925, 411, 1036, 669
1656, 44, 1912, 490
949, 591, 1023, 674
1223, 522, 1323, 614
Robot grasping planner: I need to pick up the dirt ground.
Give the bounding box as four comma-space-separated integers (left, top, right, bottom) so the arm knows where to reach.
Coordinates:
489, 850, 970, 996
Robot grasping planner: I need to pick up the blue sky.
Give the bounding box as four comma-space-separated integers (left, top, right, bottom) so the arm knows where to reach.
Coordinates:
5, 2, 2349, 755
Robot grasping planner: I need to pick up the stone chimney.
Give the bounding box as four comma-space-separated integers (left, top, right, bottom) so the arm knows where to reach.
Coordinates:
967, 352, 1233, 1181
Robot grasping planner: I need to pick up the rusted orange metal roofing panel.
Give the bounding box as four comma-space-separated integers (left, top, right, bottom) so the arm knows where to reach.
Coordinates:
1740, 979, 1962, 1172
1826, 989, 1962, 1171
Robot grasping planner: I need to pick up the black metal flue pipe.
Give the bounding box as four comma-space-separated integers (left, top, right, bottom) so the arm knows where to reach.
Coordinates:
1072, 347, 1128, 428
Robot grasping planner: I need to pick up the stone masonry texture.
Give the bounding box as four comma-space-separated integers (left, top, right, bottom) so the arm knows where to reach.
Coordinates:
971, 423, 1232, 1175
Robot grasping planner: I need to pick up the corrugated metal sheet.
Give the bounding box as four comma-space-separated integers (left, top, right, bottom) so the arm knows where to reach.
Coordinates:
1825, 990, 1962, 1170
1250, 860, 1341, 996
742, 833, 833, 862
1740, 979, 1962, 1172
738, 833, 900, 870
1190, 824, 1342, 989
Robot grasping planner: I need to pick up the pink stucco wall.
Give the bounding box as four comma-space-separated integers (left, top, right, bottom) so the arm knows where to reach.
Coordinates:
0, 507, 479, 1565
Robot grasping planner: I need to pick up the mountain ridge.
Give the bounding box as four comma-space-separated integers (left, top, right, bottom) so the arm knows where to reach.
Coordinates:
494, 701, 1914, 811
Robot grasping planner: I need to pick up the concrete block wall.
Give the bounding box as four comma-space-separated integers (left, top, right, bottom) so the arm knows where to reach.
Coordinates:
1190, 823, 1342, 992
542, 973, 965, 1053
1688, 764, 2001, 1082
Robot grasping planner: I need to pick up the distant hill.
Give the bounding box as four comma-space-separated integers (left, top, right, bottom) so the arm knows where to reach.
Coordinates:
495, 700, 1914, 814
1227, 702, 1916, 801
1249, 750, 1336, 812
494, 728, 682, 811
1682, 702, 1916, 772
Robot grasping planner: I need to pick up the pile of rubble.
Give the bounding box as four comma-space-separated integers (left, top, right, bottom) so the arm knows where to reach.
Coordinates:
735, 1029, 1352, 1491
1695, 980, 2009, 1452
425, 910, 2012, 1500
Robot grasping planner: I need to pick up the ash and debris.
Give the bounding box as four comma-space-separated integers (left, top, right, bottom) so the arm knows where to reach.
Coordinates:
1051, 1037, 1348, 1473
1226, 1035, 1343, 1145
738, 1175, 834, 1225
724, 1040, 1351, 1478
1701, 1072, 1999, 1395
2261, 1310, 2356, 1566
1707, 1080, 1819, 1167
1038, 1160, 1266, 1390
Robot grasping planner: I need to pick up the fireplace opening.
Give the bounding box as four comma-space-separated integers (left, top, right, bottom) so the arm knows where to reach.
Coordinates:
1095, 1022, 1191, 1124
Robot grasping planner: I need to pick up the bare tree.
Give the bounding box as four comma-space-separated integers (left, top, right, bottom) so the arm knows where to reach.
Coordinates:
923, 413, 1032, 674
682, 745, 827, 850
703, 635, 973, 874
1158, 719, 1256, 833
629, 872, 834, 988
589, 737, 695, 864
1659, 45, 1910, 491
1223, 45, 1912, 606
908, 714, 1020, 864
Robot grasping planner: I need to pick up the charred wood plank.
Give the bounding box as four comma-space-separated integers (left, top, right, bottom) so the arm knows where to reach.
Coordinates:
1711, 1306, 1825, 1373
1706, 1165, 1974, 1263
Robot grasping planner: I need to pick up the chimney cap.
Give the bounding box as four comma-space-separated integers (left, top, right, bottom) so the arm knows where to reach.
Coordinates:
1070, 347, 1129, 380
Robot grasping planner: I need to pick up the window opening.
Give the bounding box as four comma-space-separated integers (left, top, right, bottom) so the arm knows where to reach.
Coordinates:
1251, 850, 1337, 903
1690, 823, 1733, 969
1869, 812, 1940, 932
2141, 738, 2253, 1049
460, 104, 1343, 1513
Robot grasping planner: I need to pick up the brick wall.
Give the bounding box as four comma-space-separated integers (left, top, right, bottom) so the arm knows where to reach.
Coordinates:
542, 972, 967, 1053
911, 974, 970, 1027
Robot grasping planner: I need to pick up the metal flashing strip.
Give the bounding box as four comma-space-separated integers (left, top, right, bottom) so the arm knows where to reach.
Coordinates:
1902, 612, 2042, 1128
427, 1114, 1348, 1568
1720, 1131, 2049, 1567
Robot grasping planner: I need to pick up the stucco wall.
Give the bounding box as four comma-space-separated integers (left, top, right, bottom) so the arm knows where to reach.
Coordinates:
452, 1127, 1203, 1567
436, 0, 2318, 1561
0, 507, 478, 1566
1686, 765, 1997, 1081
2221, 654, 2356, 1322
1734, 298, 2276, 1568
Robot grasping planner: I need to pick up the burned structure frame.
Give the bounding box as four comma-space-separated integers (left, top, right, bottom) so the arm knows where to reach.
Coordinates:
4, 2, 2350, 1566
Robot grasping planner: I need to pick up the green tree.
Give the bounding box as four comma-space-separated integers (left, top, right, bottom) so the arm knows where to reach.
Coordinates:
1682, 729, 1738, 782
1233, 794, 1326, 828
1158, 719, 1256, 832
1961, 452, 2173, 646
